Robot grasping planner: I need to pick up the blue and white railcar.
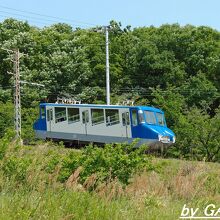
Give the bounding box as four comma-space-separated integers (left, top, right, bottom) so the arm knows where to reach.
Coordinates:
33, 103, 175, 147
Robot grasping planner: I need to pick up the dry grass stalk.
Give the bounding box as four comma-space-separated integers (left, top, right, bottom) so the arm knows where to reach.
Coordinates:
83, 173, 97, 190
96, 177, 124, 200
61, 214, 75, 220
170, 162, 208, 200
66, 166, 83, 189
126, 171, 167, 198
48, 165, 63, 189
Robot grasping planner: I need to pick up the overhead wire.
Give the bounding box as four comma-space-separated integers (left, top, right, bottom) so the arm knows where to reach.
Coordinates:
3, 86, 220, 102
0, 85, 14, 89
1, 83, 219, 93
0, 10, 63, 24
0, 14, 52, 26
0, 5, 97, 28
0, 5, 97, 26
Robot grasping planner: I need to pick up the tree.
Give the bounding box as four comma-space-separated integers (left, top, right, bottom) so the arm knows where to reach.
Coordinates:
0, 102, 14, 137
174, 108, 220, 161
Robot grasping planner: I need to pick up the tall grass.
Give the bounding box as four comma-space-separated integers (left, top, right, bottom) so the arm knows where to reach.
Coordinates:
0, 137, 220, 219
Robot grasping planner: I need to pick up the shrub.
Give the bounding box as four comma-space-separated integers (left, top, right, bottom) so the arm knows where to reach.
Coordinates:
60, 142, 153, 185
2, 155, 32, 183
0, 130, 15, 160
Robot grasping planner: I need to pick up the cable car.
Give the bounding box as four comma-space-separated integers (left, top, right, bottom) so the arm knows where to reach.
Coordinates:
33, 103, 175, 147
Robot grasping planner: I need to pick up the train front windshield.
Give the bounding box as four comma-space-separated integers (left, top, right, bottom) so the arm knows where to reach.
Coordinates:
144, 111, 166, 126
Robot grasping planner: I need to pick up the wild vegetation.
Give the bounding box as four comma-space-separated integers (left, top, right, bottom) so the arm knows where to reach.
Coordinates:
0, 19, 220, 219
0, 19, 220, 160
0, 134, 220, 219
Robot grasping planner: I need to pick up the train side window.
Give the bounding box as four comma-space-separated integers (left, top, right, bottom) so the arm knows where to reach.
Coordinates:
91, 109, 104, 125
138, 110, 145, 124
126, 112, 130, 125
41, 106, 45, 119
47, 109, 53, 121
68, 108, 80, 123
131, 110, 138, 126
82, 110, 89, 124
55, 107, 67, 123
122, 112, 130, 126
106, 109, 119, 126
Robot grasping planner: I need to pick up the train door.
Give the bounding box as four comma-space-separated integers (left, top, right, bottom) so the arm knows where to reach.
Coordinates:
130, 108, 139, 138
46, 108, 53, 138
122, 112, 130, 138
82, 110, 89, 135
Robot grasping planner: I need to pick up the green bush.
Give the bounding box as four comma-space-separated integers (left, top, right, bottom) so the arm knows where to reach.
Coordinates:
0, 102, 14, 138
60, 142, 153, 185
0, 130, 15, 160
58, 150, 82, 182
2, 155, 32, 183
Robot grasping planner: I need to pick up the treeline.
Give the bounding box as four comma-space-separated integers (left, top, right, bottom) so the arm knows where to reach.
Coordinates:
0, 18, 220, 161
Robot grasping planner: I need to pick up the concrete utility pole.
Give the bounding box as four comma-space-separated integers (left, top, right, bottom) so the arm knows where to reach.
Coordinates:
105, 26, 110, 105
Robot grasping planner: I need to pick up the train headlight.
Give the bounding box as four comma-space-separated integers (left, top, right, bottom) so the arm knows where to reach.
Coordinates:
173, 136, 176, 143
158, 135, 170, 143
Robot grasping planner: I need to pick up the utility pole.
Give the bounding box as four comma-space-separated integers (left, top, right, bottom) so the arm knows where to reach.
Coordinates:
105, 26, 110, 105
14, 49, 21, 139
94, 26, 111, 105
2, 48, 22, 140
2, 48, 44, 142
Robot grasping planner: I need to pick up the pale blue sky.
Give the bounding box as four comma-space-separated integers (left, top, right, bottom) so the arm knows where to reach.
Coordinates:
0, 0, 219, 30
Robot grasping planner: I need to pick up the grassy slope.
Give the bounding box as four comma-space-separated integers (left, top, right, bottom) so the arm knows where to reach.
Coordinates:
0, 143, 220, 220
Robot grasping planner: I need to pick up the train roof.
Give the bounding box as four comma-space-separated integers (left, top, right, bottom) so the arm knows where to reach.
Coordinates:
40, 103, 163, 113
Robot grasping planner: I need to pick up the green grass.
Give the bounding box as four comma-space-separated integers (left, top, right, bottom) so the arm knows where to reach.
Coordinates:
0, 187, 185, 220
0, 141, 220, 220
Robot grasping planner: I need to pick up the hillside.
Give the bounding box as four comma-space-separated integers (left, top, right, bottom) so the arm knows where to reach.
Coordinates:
0, 136, 220, 220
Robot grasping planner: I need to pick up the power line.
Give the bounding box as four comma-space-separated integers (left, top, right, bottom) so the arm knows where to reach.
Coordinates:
2, 88, 220, 101
0, 10, 60, 23
0, 5, 97, 27
0, 85, 15, 89
0, 14, 52, 26
0, 13, 90, 29
1, 85, 218, 94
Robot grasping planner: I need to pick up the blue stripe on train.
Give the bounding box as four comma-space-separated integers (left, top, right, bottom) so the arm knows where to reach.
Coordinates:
33, 106, 47, 131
